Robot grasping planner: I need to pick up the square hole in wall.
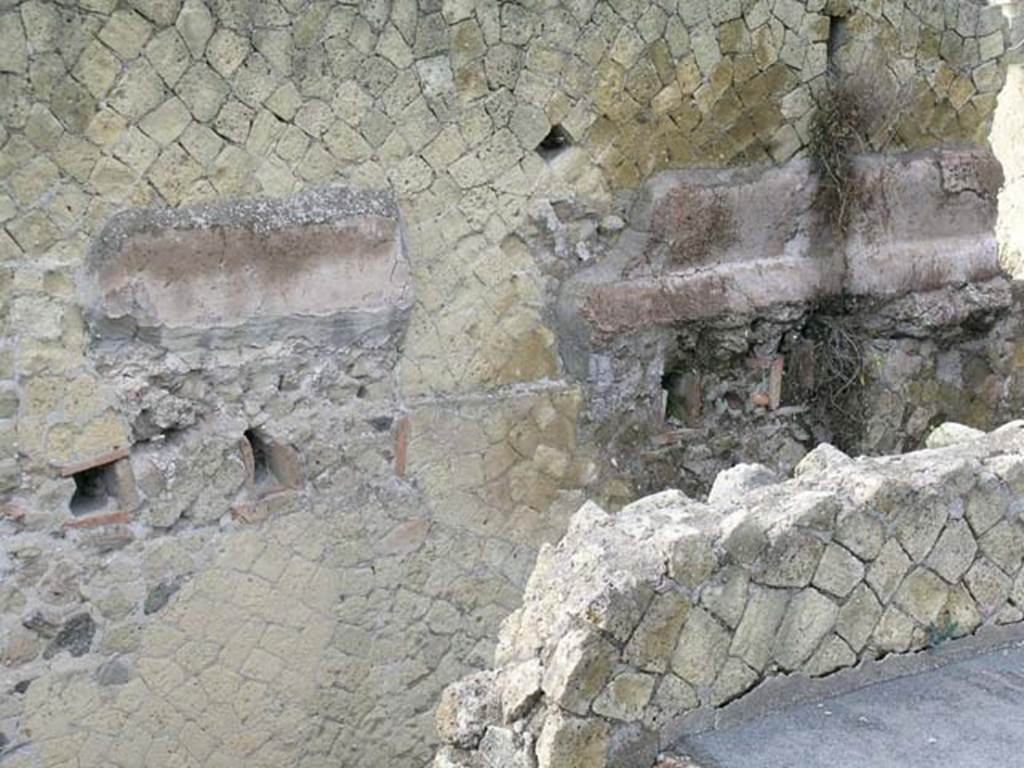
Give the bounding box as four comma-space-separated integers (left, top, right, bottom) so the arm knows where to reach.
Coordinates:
535, 124, 574, 162
69, 462, 121, 517
243, 428, 303, 496
662, 363, 703, 426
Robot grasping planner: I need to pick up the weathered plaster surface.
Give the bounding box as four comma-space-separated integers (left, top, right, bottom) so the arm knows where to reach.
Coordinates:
83, 188, 410, 331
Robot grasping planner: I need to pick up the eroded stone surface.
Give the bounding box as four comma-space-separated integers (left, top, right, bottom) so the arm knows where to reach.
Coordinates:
437, 671, 500, 750
437, 425, 1024, 767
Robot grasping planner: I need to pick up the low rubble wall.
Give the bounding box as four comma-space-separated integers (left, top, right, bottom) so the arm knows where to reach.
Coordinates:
435, 421, 1024, 768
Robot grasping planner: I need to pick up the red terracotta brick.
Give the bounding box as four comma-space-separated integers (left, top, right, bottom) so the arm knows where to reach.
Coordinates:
64, 510, 132, 529
395, 416, 411, 478
59, 447, 130, 477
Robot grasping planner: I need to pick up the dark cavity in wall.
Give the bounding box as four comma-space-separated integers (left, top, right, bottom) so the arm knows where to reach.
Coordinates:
69, 462, 119, 517
827, 14, 848, 75
644, 289, 1016, 498
661, 364, 702, 425
242, 427, 302, 495
536, 124, 573, 162
368, 415, 393, 432
244, 428, 273, 488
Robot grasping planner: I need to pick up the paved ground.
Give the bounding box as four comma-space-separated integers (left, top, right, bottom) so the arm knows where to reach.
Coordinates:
677, 645, 1024, 768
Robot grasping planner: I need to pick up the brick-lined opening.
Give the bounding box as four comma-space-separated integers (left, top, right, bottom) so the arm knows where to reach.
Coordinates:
244, 429, 267, 485
62, 449, 134, 519
234, 429, 305, 524
69, 463, 119, 517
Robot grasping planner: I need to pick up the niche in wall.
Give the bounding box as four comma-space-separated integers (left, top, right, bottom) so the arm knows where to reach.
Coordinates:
535, 124, 573, 162
63, 450, 137, 518
242, 428, 303, 497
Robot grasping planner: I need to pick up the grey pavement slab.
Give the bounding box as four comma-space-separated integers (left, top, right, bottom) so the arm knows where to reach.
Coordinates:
678, 645, 1024, 768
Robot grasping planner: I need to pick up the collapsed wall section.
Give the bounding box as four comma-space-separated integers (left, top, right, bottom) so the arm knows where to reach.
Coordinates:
66, 187, 412, 529
435, 421, 1024, 768
0, 188, 417, 764
539, 143, 1022, 500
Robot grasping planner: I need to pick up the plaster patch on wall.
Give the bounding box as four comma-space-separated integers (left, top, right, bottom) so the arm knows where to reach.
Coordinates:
80, 187, 411, 336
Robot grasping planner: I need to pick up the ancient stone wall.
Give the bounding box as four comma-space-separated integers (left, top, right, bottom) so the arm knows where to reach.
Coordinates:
435, 421, 1024, 767
0, 1, 1018, 765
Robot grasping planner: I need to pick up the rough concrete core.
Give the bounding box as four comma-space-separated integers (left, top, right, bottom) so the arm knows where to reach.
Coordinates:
81, 188, 410, 332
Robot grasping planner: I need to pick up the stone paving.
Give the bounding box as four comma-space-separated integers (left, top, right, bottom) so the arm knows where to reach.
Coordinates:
676, 642, 1024, 768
